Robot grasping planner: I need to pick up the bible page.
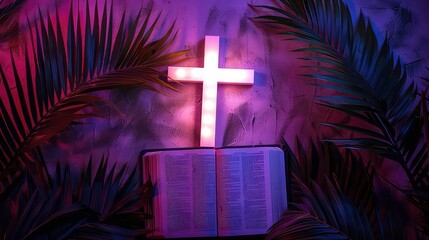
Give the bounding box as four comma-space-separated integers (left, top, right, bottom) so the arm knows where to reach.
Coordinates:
158, 149, 217, 238
216, 147, 275, 236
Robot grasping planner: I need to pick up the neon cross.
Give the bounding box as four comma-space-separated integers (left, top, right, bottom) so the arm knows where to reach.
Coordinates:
168, 36, 254, 147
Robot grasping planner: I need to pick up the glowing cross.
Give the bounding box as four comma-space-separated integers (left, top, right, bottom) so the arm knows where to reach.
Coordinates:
168, 36, 254, 147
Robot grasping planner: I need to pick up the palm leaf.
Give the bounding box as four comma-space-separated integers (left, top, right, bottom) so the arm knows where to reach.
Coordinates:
2, 156, 153, 239
286, 140, 386, 237
403, 90, 429, 235
0, 0, 25, 23
0, 0, 25, 47
0, 1, 187, 196
406, 190, 429, 235
266, 210, 349, 240
268, 174, 374, 240
254, 0, 428, 230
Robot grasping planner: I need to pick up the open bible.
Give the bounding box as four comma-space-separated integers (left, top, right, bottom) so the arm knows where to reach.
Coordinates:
142, 146, 287, 238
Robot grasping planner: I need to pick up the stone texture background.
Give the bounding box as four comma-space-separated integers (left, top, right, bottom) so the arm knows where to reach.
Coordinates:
1, 0, 428, 171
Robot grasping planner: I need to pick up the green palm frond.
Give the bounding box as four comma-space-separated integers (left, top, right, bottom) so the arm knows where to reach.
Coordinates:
1, 156, 152, 239
254, 0, 428, 202
0, 1, 186, 196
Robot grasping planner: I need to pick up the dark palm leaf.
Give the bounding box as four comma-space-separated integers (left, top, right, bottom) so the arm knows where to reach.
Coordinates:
287, 140, 374, 205
267, 174, 374, 240
2, 156, 153, 239
0, 0, 25, 22
406, 190, 429, 235
0, 0, 25, 47
286, 140, 391, 238
266, 210, 349, 240
404, 90, 429, 235
253, 1, 428, 231
0, 1, 186, 196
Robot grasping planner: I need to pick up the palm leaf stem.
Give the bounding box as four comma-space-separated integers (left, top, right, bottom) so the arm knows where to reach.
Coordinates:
370, 112, 418, 189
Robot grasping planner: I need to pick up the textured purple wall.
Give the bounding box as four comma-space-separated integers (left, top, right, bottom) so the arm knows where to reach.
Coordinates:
2, 0, 428, 170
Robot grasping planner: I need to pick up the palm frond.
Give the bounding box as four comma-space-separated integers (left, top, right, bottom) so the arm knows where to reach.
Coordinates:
0, 1, 187, 196
406, 190, 429, 235
268, 174, 375, 240
253, 0, 428, 228
0, 0, 25, 47
403, 90, 429, 235
286, 140, 387, 237
0, 0, 25, 22
266, 210, 349, 240
2, 156, 153, 239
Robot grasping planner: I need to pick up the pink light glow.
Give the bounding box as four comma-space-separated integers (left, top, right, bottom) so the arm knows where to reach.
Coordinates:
168, 36, 254, 147
202, 114, 215, 124
191, 68, 203, 78
201, 127, 213, 138
203, 100, 216, 111
175, 68, 186, 79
